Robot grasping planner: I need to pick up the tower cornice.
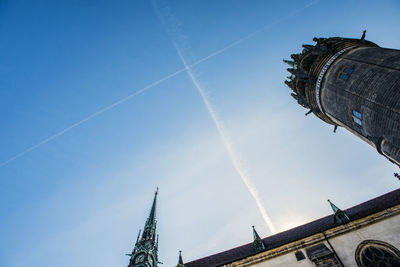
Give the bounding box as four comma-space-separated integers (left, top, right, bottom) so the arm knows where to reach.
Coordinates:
284, 36, 378, 124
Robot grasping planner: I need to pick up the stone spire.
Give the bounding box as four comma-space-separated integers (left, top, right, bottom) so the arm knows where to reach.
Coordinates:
142, 188, 158, 240
328, 199, 340, 213
328, 199, 350, 225
252, 226, 266, 251
127, 189, 159, 267
176, 250, 185, 267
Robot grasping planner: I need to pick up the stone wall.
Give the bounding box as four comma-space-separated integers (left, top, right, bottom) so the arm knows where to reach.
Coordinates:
227, 205, 400, 267
321, 47, 400, 165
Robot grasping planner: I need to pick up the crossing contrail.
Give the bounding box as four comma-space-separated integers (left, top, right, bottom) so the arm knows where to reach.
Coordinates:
0, 69, 185, 167
0, 0, 319, 168
151, 1, 282, 234
179, 47, 277, 234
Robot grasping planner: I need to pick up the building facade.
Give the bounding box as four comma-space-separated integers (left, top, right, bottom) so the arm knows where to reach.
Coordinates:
126, 35, 400, 267
284, 34, 400, 167
181, 189, 400, 267
126, 189, 159, 267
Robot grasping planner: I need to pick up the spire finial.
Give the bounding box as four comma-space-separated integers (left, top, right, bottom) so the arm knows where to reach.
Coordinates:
177, 250, 185, 267
252, 225, 266, 251
328, 199, 350, 224
136, 229, 141, 245
146, 188, 158, 228
361, 30, 366, 40
327, 199, 340, 213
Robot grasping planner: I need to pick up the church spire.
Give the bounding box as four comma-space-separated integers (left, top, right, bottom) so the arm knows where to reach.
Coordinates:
176, 250, 185, 267
142, 188, 158, 240
328, 199, 340, 213
328, 199, 350, 224
127, 189, 159, 267
252, 226, 266, 251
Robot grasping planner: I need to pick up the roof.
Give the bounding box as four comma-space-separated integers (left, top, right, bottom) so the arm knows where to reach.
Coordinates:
185, 188, 400, 267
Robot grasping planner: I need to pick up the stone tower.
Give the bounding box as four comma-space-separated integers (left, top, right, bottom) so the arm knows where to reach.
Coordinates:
126, 189, 159, 267
284, 33, 400, 167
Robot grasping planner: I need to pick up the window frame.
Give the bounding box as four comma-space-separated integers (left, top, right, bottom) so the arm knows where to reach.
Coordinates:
338, 66, 355, 81
343, 67, 354, 74
295, 251, 306, 261
352, 117, 362, 126
355, 240, 400, 267
351, 109, 363, 126
352, 110, 362, 119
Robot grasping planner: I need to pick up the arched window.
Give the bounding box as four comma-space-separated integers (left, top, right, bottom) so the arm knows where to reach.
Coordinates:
355, 240, 400, 267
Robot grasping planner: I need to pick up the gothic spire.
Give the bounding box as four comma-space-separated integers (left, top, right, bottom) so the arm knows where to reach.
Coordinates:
327, 199, 350, 224
142, 188, 158, 240
176, 250, 185, 267
328, 199, 340, 213
127, 189, 159, 267
252, 226, 266, 251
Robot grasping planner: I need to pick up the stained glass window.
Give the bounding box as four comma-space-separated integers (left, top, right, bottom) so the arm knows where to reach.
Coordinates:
355, 240, 400, 267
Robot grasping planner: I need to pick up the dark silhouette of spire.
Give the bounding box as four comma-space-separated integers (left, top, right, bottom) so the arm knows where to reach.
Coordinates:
252, 226, 266, 251
177, 250, 185, 267
361, 30, 366, 40
328, 199, 350, 224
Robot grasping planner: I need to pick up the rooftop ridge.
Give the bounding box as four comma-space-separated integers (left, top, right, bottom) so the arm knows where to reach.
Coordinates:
185, 188, 400, 267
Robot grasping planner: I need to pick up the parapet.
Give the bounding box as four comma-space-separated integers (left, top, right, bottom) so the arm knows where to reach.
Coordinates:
284, 35, 378, 125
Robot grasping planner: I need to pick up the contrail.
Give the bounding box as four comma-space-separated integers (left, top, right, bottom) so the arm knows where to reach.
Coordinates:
151, 1, 284, 234
0, 0, 320, 168
187, 0, 321, 70
0, 69, 185, 167
179, 48, 277, 234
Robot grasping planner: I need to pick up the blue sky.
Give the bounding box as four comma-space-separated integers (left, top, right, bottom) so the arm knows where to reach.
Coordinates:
1, 0, 399, 266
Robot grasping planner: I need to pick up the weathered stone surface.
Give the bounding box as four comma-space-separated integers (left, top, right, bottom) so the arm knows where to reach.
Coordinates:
322, 47, 400, 165
284, 36, 400, 167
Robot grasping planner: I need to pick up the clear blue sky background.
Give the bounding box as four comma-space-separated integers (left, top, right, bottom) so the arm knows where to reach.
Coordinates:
1, 0, 399, 266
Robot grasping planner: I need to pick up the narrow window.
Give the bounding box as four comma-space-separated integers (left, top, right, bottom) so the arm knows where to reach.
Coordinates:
339, 73, 349, 81
343, 67, 354, 74
339, 67, 354, 81
352, 110, 362, 126
352, 110, 362, 119
353, 117, 362, 126
295, 251, 305, 261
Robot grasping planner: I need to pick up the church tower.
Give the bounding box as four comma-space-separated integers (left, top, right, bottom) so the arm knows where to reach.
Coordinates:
126, 189, 159, 267
284, 32, 400, 167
